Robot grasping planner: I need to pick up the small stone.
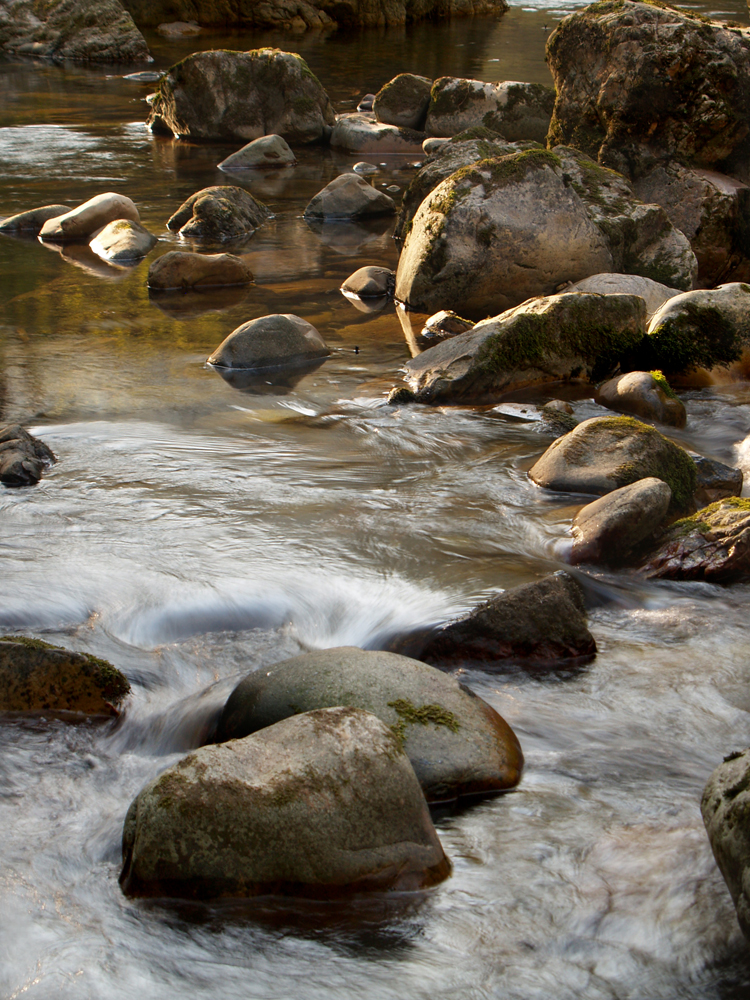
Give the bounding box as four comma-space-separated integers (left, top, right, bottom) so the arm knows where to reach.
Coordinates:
207, 314, 330, 371
156, 20, 201, 36
387, 386, 416, 405
373, 73, 432, 130
147, 251, 253, 290
544, 399, 574, 414
569, 477, 672, 565
0, 205, 71, 234
357, 93, 376, 112
422, 137, 449, 155
218, 134, 296, 172
352, 162, 378, 174
341, 265, 395, 298
303, 173, 396, 220
89, 219, 157, 262
167, 186, 270, 241
595, 370, 687, 428
421, 309, 473, 339
330, 114, 425, 156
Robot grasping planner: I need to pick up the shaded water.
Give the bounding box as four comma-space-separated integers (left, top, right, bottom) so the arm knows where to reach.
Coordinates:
4, 2, 750, 997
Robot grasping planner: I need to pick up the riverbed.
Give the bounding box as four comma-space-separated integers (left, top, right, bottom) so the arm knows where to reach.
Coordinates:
3, 2, 750, 996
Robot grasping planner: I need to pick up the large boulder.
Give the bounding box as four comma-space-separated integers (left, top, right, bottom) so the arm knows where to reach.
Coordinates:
120, 706, 451, 899
303, 173, 396, 220
218, 134, 296, 172
595, 370, 687, 428
147, 48, 335, 144
374, 73, 432, 130
147, 250, 252, 289
394, 146, 696, 318
39, 193, 140, 243
702, 748, 750, 941
389, 572, 596, 668
565, 273, 681, 321
569, 478, 672, 566
0, 204, 71, 235
0, 0, 150, 62
401, 292, 646, 405
207, 314, 330, 371
0, 637, 130, 716
546, 1, 750, 179
215, 646, 523, 802
0, 424, 56, 487
529, 415, 697, 513
641, 497, 750, 582
329, 114, 425, 155
89, 219, 157, 262
167, 186, 270, 241
424, 78, 555, 143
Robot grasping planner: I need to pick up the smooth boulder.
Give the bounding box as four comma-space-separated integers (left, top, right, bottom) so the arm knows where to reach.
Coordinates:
303, 173, 396, 220
147, 250, 252, 289
330, 114, 425, 155
373, 73, 432, 130
218, 134, 296, 172
341, 265, 394, 298
208, 313, 330, 371
402, 292, 646, 405
425, 78, 555, 143
89, 219, 157, 262
566, 273, 680, 321
595, 371, 686, 428
39, 193, 140, 242
120, 706, 450, 899
0, 205, 71, 234
569, 478, 672, 566
529, 415, 697, 513
215, 646, 523, 802
167, 186, 269, 241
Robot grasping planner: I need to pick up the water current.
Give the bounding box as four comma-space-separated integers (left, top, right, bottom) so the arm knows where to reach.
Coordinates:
4, 2, 750, 996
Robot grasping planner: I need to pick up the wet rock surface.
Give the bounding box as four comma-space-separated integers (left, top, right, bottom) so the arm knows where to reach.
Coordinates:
595, 371, 687, 428
89, 219, 157, 262
424, 78, 555, 142
569, 478, 672, 567
207, 313, 330, 371
303, 173, 396, 220
0, 204, 71, 234
147, 250, 252, 289
39, 193, 140, 242
0, 425, 56, 487
215, 646, 523, 802
167, 186, 270, 241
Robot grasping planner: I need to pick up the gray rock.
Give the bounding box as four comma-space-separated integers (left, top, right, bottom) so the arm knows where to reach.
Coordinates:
39, 193, 140, 243
120, 706, 451, 899
402, 292, 646, 405
565, 273, 681, 321
595, 371, 686, 428
303, 173, 396, 220
693, 456, 743, 506
425, 78, 555, 143
341, 265, 394, 298
0, 424, 56, 487
89, 219, 157, 262
422, 137, 449, 154
529, 415, 697, 513
147, 250, 252, 289
156, 19, 201, 35
569, 477, 672, 566
215, 646, 523, 802
539, 403, 577, 438
374, 73, 432, 130
330, 113, 425, 155
207, 313, 330, 371
421, 310, 474, 340
391, 572, 595, 668
167, 186, 270, 241
218, 134, 296, 172
147, 48, 335, 144
0, 205, 71, 234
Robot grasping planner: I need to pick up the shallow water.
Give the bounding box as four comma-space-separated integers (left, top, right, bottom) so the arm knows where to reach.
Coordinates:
4, 3, 750, 997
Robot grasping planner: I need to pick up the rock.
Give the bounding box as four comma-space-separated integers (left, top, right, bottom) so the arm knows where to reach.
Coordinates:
167, 186, 270, 241
641, 497, 750, 582
394, 146, 696, 318
357, 93, 376, 111
421, 309, 474, 341
352, 161, 378, 175
423, 137, 449, 154
215, 647, 523, 802
701, 748, 750, 941
156, 19, 201, 35
425, 78, 555, 143
544, 398, 574, 415
147, 250, 252, 289
539, 404, 577, 438
207, 313, 330, 371
303, 173, 395, 220
218, 134, 296, 172
569, 478, 672, 566
374, 73, 432, 130
330, 114, 425, 155
0, 424, 56, 487
644, 283, 750, 374
693, 456, 743, 506
39, 193, 140, 243
0, 205, 71, 234
565, 273, 681, 321
546, 1, 750, 178
120, 706, 450, 900
0, 0, 151, 62
341, 265, 394, 298
147, 48, 335, 144
0, 636, 130, 716
89, 219, 157, 263
529, 415, 697, 513
402, 292, 646, 405
633, 165, 750, 287
595, 371, 686, 429
391, 572, 595, 668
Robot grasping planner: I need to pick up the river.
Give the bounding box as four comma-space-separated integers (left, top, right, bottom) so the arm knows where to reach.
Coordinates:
3, 1, 750, 996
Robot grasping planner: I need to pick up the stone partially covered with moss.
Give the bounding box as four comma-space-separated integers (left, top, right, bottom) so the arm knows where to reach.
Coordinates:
0, 638, 130, 716
374, 73, 432, 130
641, 497, 750, 582
424, 78, 555, 143
401, 292, 646, 405
546, 1, 750, 178
167, 186, 270, 241
529, 415, 697, 513
147, 48, 335, 143
566, 273, 681, 321
569, 477, 672, 566
595, 370, 686, 428
215, 646, 523, 803
120, 707, 451, 899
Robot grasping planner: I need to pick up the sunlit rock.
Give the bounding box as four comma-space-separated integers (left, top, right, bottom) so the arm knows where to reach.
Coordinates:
89, 219, 157, 263
0, 204, 71, 235
424, 78, 555, 142
147, 250, 253, 289
303, 173, 396, 220
207, 313, 330, 371
569, 478, 672, 566
374, 73, 432, 130
341, 265, 394, 297
595, 371, 687, 429
167, 186, 270, 241
330, 114, 425, 155
565, 273, 681, 321
218, 134, 296, 172
39, 193, 140, 243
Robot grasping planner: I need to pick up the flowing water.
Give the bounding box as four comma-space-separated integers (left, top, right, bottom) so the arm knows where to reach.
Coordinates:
4, 2, 750, 996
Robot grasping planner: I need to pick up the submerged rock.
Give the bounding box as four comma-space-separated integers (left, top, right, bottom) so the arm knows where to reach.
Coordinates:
641, 497, 750, 582
218, 134, 296, 172
0, 637, 130, 716
529, 415, 697, 513
303, 173, 396, 220
120, 706, 450, 899
39, 193, 140, 243
595, 371, 686, 428
330, 114, 425, 155
147, 48, 335, 143
207, 314, 330, 371
341, 265, 394, 298
147, 250, 252, 289
0, 205, 71, 235
89, 219, 157, 262
215, 646, 523, 802
374, 73, 432, 130
565, 273, 681, 321
569, 478, 672, 566
0, 425, 56, 487
167, 186, 270, 241
424, 78, 555, 143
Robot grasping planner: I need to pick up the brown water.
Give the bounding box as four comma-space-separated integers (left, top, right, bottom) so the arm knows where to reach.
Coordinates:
4, 4, 750, 997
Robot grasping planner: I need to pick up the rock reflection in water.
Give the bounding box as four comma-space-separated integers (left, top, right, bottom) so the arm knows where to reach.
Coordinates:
209, 358, 329, 394
149, 284, 251, 318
